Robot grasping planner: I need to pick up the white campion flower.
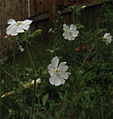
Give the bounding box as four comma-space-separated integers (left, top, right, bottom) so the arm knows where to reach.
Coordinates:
6, 19, 32, 36
103, 33, 112, 45
63, 24, 79, 41
48, 56, 69, 86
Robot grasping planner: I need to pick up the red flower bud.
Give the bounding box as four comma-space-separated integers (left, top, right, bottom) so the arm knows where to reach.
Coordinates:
75, 48, 80, 51
82, 46, 86, 50
87, 49, 90, 51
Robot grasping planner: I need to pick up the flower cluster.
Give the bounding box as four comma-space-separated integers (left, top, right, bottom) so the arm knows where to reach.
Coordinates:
75, 46, 90, 52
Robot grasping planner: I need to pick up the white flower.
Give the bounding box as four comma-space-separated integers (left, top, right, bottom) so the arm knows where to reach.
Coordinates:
63, 24, 79, 41
48, 56, 69, 86
6, 19, 32, 36
103, 33, 112, 45
19, 45, 24, 52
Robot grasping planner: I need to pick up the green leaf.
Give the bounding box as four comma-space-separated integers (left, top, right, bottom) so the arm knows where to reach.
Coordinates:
30, 29, 42, 40
42, 93, 49, 108
25, 67, 33, 73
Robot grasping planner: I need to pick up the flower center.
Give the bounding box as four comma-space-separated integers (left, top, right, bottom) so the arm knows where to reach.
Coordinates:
56, 69, 61, 73
17, 21, 22, 26
69, 30, 72, 35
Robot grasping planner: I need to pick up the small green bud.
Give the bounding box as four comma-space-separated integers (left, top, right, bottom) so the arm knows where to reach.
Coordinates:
82, 6, 86, 9
31, 29, 42, 40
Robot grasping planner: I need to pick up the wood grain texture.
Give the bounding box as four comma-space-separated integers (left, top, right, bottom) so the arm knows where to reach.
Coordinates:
64, 0, 74, 6
0, 0, 28, 56
76, 0, 101, 8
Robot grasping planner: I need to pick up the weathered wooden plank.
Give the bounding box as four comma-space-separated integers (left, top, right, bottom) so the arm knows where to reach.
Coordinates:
44, 0, 49, 12
30, 13, 49, 22
44, 0, 51, 42
76, 0, 101, 8
48, 0, 56, 21
30, 0, 37, 16
30, 1, 102, 23
64, 0, 74, 6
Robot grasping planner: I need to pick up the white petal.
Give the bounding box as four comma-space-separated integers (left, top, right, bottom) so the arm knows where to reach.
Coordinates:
72, 31, 79, 37
63, 24, 66, 27
60, 78, 65, 84
70, 24, 77, 31
103, 33, 110, 39
48, 64, 56, 76
63, 24, 69, 32
17, 25, 24, 33
51, 56, 59, 69
23, 24, 30, 30
63, 32, 65, 36
6, 24, 18, 36
48, 70, 55, 76
58, 62, 68, 71
48, 64, 53, 70
64, 33, 71, 40
48, 69, 55, 76
22, 19, 32, 25
49, 75, 61, 86
63, 32, 68, 39
54, 75, 62, 86
58, 72, 69, 79
68, 35, 74, 41
49, 75, 55, 85
8, 19, 16, 24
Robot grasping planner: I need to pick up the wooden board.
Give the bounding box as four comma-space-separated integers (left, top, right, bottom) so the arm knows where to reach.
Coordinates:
30, 0, 102, 22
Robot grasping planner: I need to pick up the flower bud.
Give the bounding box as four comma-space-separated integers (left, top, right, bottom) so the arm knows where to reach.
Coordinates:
75, 48, 80, 51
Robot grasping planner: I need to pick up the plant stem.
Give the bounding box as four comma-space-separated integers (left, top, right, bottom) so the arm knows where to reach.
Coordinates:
4, 70, 14, 79
79, 43, 95, 69
26, 44, 37, 116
